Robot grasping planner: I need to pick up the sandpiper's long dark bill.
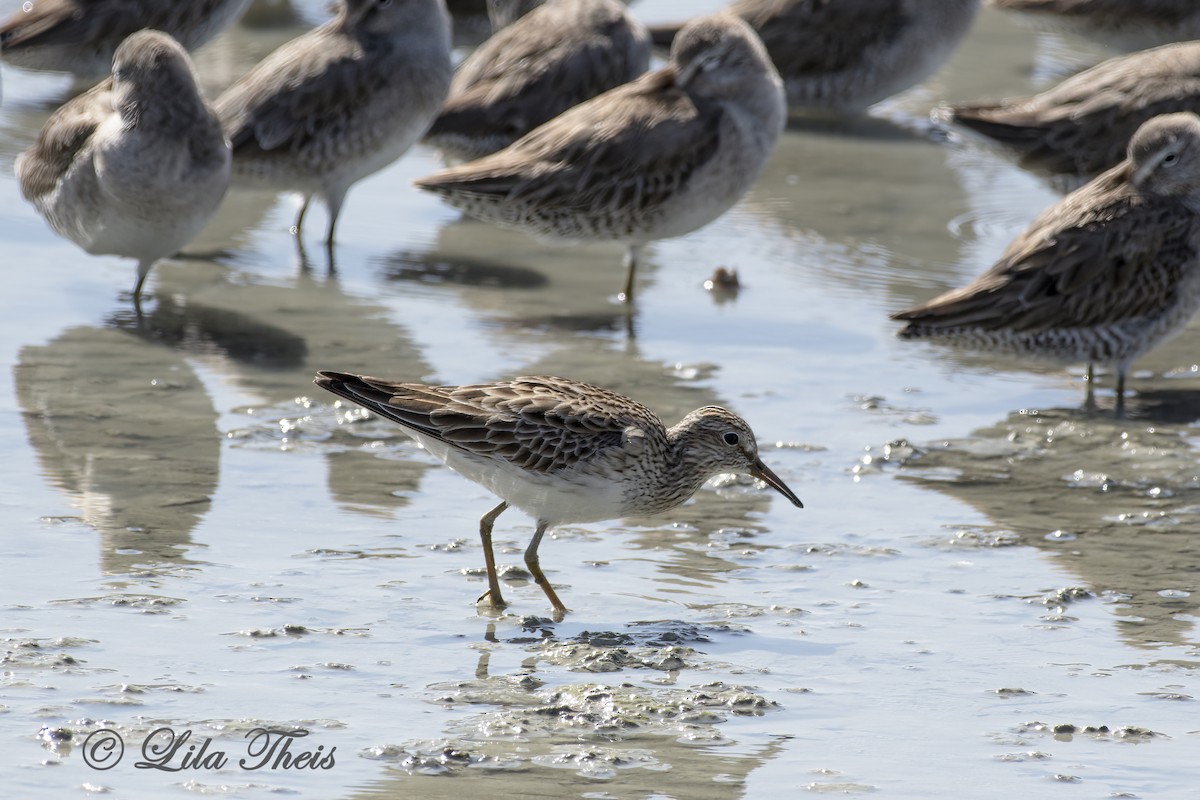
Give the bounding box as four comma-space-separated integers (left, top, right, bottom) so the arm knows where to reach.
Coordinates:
314, 370, 802, 615
749, 460, 803, 508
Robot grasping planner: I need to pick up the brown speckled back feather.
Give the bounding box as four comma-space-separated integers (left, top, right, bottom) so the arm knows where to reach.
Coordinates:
428, 0, 650, 158
316, 372, 660, 475
217, 28, 378, 158
892, 161, 1199, 334
730, 0, 912, 78
991, 0, 1197, 23
950, 41, 1200, 177
0, 0, 250, 76
417, 67, 722, 218
16, 79, 111, 202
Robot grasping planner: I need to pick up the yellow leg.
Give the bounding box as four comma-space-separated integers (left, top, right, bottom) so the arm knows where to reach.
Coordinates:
525, 522, 567, 614
476, 501, 508, 609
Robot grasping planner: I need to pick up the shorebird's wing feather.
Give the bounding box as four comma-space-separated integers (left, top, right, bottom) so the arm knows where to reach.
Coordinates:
433, 16, 646, 142
316, 372, 658, 475
731, 0, 912, 78
14, 79, 110, 201
950, 44, 1200, 175
990, 0, 1179, 15
416, 68, 722, 212
892, 165, 1200, 332
0, 0, 140, 50
216, 31, 367, 154
449, 2, 643, 103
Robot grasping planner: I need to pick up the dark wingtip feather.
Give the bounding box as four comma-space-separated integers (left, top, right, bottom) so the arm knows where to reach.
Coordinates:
314, 370, 355, 401
314, 369, 357, 387
944, 103, 1046, 147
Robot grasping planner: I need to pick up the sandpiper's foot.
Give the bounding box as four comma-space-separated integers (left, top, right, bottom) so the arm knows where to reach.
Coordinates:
476, 589, 507, 610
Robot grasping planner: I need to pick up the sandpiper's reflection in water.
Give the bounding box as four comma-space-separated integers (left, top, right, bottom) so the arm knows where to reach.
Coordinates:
375, 219, 655, 339
899, 402, 1200, 650
14, 325, 220, 574
143, 258, 439, 519
343, 705, 788, 799
108, 293, 308, 368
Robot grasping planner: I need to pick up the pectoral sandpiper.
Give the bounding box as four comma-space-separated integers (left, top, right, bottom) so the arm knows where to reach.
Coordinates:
314, 371, 803, 615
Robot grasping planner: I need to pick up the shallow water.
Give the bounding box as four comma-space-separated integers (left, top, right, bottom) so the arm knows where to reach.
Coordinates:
2, 2, 1199, 798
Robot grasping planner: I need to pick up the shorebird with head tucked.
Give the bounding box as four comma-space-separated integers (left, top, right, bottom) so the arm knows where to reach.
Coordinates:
892, 113, 1200, 417
425, 0, 651, 162
987, 0, 1200, 51
214, 0, 452, 249
0, 0, 251, 79
945, 41, 1200, 182
414, 13, 785, 302
15, 30, 231, 308
314, 371, 803, 615
648, 0, 980, 113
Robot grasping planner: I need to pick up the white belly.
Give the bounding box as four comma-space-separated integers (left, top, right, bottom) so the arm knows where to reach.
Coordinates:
413, 435, 629, 527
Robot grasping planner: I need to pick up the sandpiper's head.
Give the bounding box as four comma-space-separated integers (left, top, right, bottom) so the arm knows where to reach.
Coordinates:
112, 31, 197, 91
111, 31, 205, 118
1128, 113, 1200, 202
671, 14, 780, 97
677, 406, 803, 508
486, 0, 543, 31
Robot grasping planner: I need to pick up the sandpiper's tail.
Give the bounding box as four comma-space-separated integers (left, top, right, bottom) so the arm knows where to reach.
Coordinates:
314, 370, 447, 436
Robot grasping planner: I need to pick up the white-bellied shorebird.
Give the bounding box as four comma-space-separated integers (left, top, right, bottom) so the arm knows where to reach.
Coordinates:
314, 371, 803, 614
648, 0, 980, 113
988, 0, 1200, 51
892, 113, 1200, 417
0, 0, 251, 78
415, 13, 785, 302
214, 0, 452, 248
425, 0, 650, 162
15, 30, 231, 308
945, 41, 1200, 180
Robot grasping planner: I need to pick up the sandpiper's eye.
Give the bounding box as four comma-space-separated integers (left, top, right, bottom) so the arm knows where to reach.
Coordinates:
723, 432, 740, 446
